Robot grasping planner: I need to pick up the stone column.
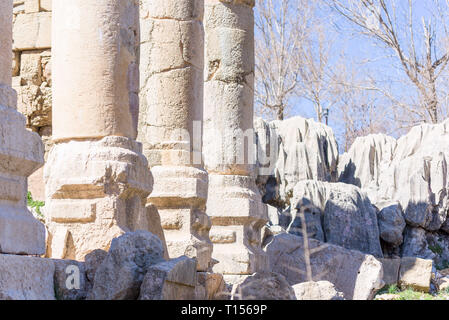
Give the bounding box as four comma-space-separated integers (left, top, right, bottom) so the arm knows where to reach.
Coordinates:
203, 0, 268, 277
45, 0, 152, 260
0, 0, 45, 255
138, 0, 213, 272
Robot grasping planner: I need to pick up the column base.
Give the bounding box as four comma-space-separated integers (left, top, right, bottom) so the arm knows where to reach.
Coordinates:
44, 136, 152, 260
149, 166, 213, 272
207, 174, 269, 275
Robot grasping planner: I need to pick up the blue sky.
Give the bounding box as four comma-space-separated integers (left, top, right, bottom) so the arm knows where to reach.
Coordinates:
256, 0, 449, 152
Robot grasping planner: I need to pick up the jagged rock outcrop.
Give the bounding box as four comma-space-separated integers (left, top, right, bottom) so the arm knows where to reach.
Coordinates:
338, 134, 397, 201
265, 233, 384, 300
255, 116, 339, 207
339, 120, 449, 264
340, 120, 449, 234
401, 226, 449, 269
285, 180, 383, 257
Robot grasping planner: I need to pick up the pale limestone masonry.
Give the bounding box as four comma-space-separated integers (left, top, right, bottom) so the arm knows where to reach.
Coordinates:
0, 0, 45, 255
44, 0, 153, 260
12, 0, 53, 201
138, 0, 213, 272
203, 0, 269, 277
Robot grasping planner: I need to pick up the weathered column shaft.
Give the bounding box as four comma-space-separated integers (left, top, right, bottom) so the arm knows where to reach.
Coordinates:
45, 0, 152, 260
0, 0, 12, 87
0, 0, 45, 255
52, 0, 139, 141
203, 0, 268, 276
139, 0, 212, 272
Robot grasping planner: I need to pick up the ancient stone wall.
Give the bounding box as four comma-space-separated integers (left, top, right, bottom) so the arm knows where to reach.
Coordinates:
12, 0, 52, 201
12, 0, 52, 147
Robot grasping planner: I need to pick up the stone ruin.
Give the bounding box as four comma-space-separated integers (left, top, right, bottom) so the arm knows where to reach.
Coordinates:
3, 0, 449, 301
0, 0, 273, 300
0, 0, 45, 256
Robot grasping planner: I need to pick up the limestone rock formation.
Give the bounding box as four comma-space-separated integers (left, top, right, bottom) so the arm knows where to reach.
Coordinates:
139, 256, 197, 300
255, 116, 339, 207
265, 233, 384, 300
377, 201, 406, 246
231, 272, 296, 300
339, 120, 449, 234
288, 180, 383, 257
399, 257, 433, 292
337, 121, 449, 266
338, 133, 397, 200
293, 281, 345, 300
88, 231, 165, 300
401, 226, 449, 269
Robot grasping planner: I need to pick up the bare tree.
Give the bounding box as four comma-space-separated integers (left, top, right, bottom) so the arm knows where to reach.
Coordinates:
331, 60, 393, 151
328, 0, 449, 125
297, 21, 340, 124
255, 0, 311, 120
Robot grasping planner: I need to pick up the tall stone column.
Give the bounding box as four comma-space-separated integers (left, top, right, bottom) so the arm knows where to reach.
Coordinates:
45, 0, 152, 260
138, 0, 213, 272
0, 0, 45, 255
203, 0, 268, 277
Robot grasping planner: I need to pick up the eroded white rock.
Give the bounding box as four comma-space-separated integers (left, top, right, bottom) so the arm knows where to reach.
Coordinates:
265, 233, 384, 300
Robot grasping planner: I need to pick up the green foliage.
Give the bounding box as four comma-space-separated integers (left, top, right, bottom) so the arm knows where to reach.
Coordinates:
395, 288, 434, 300
387, 284, 399, 294
429, 243, 444, 255
375, 285, 449, 300
27, 192, 45, 218
376, 284, 399, 296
